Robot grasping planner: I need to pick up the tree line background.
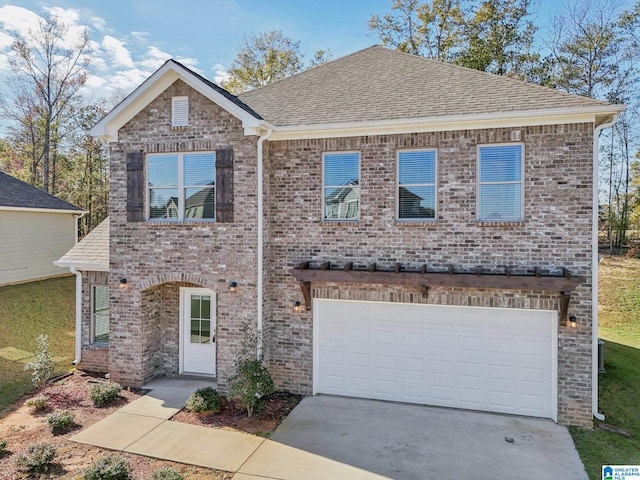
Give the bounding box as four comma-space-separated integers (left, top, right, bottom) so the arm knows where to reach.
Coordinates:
0, 0, 638, 249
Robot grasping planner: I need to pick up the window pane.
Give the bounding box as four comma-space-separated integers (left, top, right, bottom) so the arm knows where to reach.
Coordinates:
191, 319, 200, 343
399, 186, 435, 219
148, 155, 178, 186
185, 187, 215, 219
479, 145, 521, 182
201, 296, 211, 319
325, 187, 359, 220
184, 153, 215, 186
201, 320, 210, 344
324, 153, 359, 186
93, 285, 109, 313
191, 295, 201, 318
479, 184, 522, 221
399, 151, 436, 184
93, 285, 109, 344
149, 188, 179, 219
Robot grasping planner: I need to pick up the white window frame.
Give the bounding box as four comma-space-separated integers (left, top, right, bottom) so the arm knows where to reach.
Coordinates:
322, 151, 361, 222
91, 285, 109, 345
476, 142, 524, 222
146, 152, 215, 222
396, 148, 438, 222
171, 96, 189, 127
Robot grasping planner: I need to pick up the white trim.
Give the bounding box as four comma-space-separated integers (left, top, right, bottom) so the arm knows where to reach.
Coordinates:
476, 142, 525, 222
69, 267, 82, 365
0, 206, 84, 214
54, 261, 109, 271
90, 61, 263, 142
322, 151, 361, 222
179, 287, 217, 376
267, 108, 625, 141
396, 148, 438, 222
313, 298, 558, 421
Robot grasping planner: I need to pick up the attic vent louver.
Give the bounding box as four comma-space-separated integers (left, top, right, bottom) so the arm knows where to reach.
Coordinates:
171, 96, 188, 127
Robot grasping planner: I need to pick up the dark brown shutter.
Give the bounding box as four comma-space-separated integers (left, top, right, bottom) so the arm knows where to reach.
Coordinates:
215, 148, 234, 223
126, 150, 144, 222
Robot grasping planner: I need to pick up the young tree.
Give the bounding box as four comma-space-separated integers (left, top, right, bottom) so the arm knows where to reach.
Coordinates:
4, 15, 91, 193
223, 30, 304, 93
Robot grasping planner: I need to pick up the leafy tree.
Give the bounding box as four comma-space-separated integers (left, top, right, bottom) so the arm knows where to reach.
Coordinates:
2, 15, 91, 193
309, 49, 333, 67
223, 30, 304, 93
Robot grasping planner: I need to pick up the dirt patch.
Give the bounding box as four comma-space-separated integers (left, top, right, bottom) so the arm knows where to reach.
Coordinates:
0, 372, 230, 479
172, 391, 303, 437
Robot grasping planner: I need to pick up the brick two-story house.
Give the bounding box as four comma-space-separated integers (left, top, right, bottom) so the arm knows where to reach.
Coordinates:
57, 46, 623, 426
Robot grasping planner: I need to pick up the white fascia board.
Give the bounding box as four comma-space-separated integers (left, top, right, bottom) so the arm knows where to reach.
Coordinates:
0, 206, 85, 214
54, 260, 109, 272
268, 105, 626, 141
90, 61, 262, 142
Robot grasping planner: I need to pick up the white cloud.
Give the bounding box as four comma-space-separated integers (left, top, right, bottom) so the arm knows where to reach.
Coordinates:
0, 53, 10, 72
0, 5, 42, 37
91, 16, 107, 33
84, 74, 106, 89
43, 6, 80, 26
0, 31, 13, 49
102, 35, 134, 68
212, 63, 230, 84
108, 68, 149, 91
131, 31, 148, 41
139, 45, 172, 70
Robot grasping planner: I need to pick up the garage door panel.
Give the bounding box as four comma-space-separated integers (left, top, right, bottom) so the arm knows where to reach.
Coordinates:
316, 300, 556, 419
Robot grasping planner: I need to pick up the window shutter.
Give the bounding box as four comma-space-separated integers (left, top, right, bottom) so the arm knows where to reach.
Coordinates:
127, 150, 145, 222
215, 148, 234, 222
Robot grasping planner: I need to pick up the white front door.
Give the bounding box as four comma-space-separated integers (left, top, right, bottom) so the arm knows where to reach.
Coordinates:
180, 287, 216, 376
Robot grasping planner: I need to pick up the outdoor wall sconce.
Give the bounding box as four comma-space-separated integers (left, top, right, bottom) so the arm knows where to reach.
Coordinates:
294, 301, 303, 313
569, 315, 577, 328
119, 278, 128, 290
229, 281, 238, 292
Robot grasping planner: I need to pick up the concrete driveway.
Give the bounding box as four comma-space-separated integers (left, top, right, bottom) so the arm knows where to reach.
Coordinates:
271, 395, 588, 480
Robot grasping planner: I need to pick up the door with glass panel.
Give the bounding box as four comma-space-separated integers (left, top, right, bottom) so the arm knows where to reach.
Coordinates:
180, 288, 216, 375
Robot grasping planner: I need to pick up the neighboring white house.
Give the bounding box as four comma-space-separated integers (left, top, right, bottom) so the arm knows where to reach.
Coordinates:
0, 172, 84, 286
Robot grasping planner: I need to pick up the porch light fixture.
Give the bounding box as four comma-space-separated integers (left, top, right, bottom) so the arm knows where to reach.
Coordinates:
119, 278, 128, 290
294, 301, 303, 313
569, 315, 577, 328
229, 281, 238, 292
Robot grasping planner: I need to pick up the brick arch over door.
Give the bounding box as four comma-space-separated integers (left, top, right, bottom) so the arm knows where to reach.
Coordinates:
139, 272, 212, 291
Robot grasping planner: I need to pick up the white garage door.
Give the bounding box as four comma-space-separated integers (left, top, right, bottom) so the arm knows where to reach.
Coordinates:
314, 299, 557, 420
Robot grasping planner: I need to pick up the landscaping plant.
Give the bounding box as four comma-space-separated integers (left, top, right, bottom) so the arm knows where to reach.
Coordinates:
24, 334, 54, 391
150, 466, 184, 480
82, 454, 131, 480
47, 410, 75, 434
229, 358, 274, 417
90, 382, 122, 407
15, 442, 57, 475
185, 387, 221, 413
24, 394, 49, 412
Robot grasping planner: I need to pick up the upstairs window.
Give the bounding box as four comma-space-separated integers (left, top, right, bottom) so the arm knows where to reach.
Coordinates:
397, 149, 437, 221
92, 285, 109, 344
171, 96, 189, 127
477, 144, 523, 222
323, 152, 360, 221
147, 152, 215, 220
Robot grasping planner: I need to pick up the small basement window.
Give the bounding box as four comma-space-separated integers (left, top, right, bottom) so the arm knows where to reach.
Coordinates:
171, 96, 189, 127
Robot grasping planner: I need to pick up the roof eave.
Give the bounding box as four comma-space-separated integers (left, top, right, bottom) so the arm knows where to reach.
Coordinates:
267, 105, 625, 141
54, 260, 109, 272
90, 60, 264, 142
0, 206, 85, 214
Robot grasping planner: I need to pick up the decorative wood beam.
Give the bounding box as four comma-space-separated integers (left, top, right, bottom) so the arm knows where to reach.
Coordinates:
298, 281, 312, 310
559, 291, 570, 324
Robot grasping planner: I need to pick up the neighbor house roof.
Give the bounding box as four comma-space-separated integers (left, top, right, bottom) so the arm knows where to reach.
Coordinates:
239, 45, 623, 136
0, 172, 83, 213
55, 217, 109, 271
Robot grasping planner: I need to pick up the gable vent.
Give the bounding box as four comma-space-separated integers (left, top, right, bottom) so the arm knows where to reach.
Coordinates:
171, 96, 189, 127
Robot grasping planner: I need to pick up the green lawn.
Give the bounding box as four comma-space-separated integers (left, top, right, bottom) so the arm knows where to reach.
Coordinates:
570, 255, 640, 479
0, 276, 76, 416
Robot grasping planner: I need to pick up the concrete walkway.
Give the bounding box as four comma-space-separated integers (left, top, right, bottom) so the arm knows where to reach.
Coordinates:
71, 378, 387, 480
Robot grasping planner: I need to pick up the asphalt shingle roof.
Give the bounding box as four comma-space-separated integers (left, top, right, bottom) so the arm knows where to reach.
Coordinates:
56, 217, 109, 269
238, 45, 613, 127
0, 172, 82, 211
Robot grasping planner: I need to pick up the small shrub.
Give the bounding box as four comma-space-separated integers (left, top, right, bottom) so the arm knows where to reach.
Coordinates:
15, 442, 57, 475
229, 358, 274, 417
24, 334, 54, 391
185, 387, 221, 413
82, 455, 131, 480
25, 394, 49, 412
90, 382, 122, 407
47, 410, 75, 434
0, 439, 7, 456
150, 467, 184, 480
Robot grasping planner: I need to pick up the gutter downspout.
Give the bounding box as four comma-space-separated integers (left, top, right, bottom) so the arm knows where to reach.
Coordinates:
257, 128, 273, 359
593, 114, 618, 421
69, 266, 83, 366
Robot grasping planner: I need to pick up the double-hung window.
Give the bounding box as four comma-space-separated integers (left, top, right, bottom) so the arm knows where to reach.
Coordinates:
397, 149, 437, 220
477, 144, 523, 222
147, 152, 215, 220
92, 285, 109, 344
323, 152, 360, 221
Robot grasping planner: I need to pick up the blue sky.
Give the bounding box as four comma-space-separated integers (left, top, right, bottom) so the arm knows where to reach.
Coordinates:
0, 0, 633, 102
